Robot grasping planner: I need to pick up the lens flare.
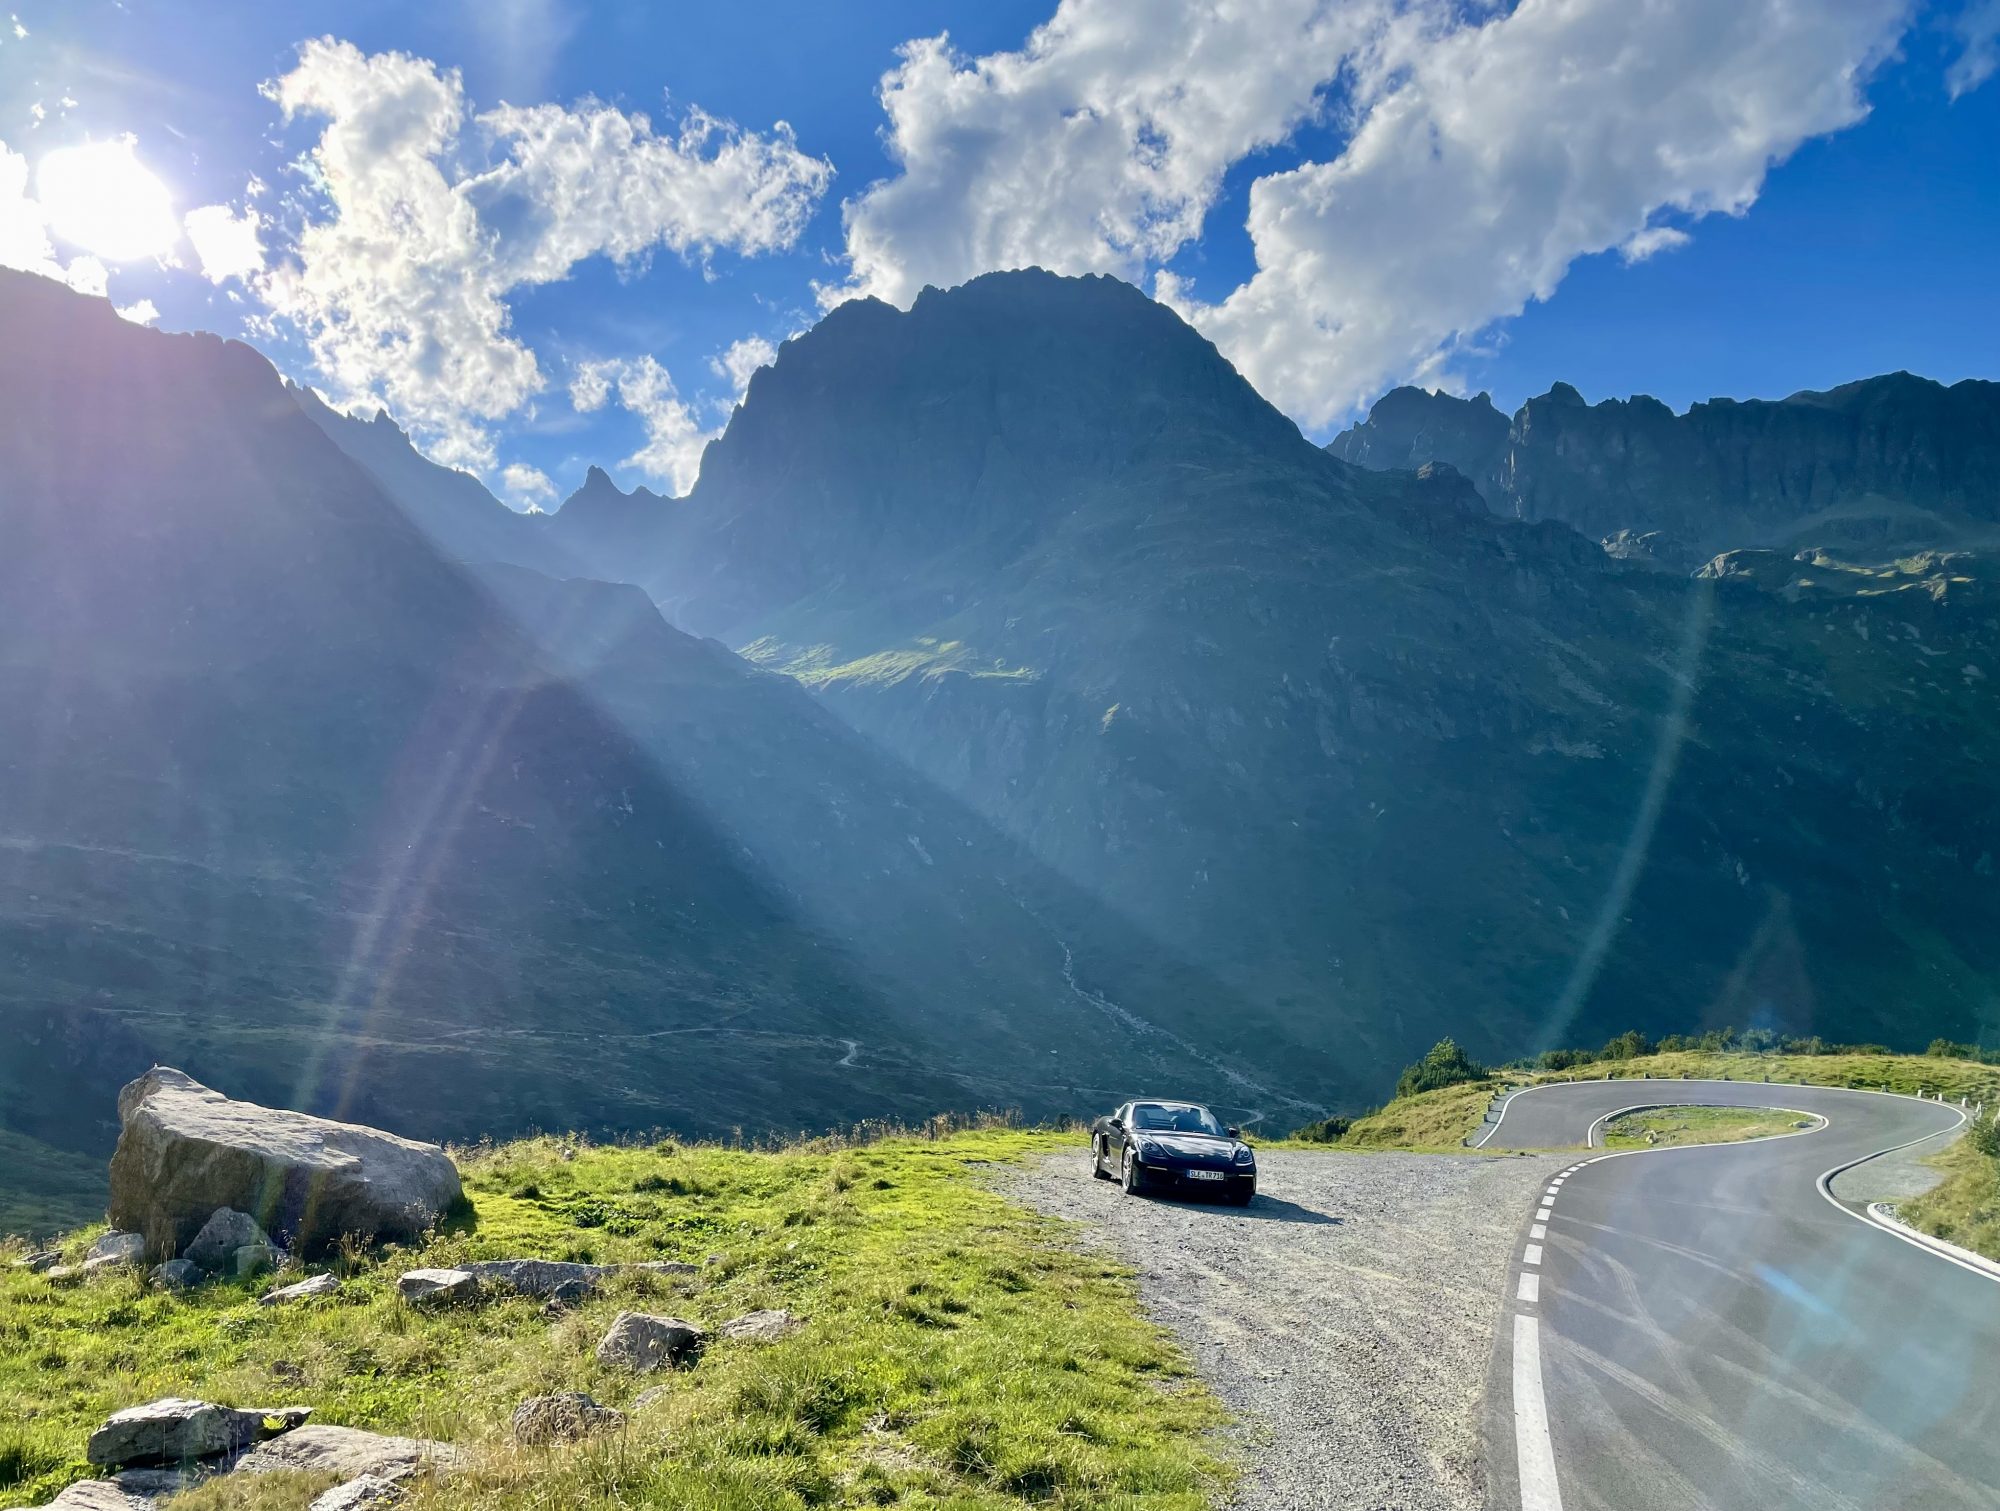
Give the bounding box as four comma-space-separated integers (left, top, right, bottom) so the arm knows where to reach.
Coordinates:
36, 138, 177, 262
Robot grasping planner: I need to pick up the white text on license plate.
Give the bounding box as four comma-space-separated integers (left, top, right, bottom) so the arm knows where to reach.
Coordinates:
1187, 1170, 1225, 1181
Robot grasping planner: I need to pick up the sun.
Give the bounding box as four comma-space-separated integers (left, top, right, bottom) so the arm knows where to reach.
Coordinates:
36, 138, 178, 263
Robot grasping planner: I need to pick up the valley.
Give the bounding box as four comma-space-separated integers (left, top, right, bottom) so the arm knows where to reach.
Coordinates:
4, 264, 2000, 1232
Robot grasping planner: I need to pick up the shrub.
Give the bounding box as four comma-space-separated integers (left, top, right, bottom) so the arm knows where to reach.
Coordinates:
1291, 1115, 1354, 1144
1394, 1038, 1487, 1099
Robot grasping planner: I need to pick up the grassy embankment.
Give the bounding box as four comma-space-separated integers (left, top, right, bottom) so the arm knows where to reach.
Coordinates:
0, 1125, 1224, 1511
1600, 1105, 1814, 1149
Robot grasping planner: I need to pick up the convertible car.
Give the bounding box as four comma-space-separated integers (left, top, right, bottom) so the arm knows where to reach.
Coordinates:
1089, 1099, 1257, 1204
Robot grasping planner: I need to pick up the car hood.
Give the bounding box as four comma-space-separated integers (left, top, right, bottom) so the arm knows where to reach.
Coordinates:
1130, 1133, 1247, 1163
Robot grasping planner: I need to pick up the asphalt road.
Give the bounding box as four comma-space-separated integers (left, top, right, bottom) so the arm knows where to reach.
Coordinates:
1476, 1079, 2000, 1510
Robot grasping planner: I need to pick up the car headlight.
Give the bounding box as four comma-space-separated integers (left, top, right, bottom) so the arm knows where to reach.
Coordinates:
1132, 1138, 1158, 1161
1233, 1146, 1255, 1165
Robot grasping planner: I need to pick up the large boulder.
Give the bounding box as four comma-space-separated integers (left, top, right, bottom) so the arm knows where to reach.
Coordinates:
107, 1069, 462, 1260
85, 1399, 311, 1468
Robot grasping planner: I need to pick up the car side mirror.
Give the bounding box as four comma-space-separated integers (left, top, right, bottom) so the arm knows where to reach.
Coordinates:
1109, 1117, 1124, 1129
1226, 1127, 1241, 1140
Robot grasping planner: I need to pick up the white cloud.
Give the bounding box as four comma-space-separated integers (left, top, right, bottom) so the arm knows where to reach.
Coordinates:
1619, 226, 1693, 265
709, 334, 776, 396
570, 355, 711, 494
500, 461, 557, 508
257, 37, 833, 472
831, 0, 1378, 310
114, 296, 159, 324
835, 0, 1910, 429
1947, 0, 2000, 97
184, 203, 265, 282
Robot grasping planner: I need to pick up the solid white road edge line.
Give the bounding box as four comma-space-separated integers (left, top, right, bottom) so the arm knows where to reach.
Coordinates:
1809, 1107, 2000, 1288
1513, 1314, 1565, 1511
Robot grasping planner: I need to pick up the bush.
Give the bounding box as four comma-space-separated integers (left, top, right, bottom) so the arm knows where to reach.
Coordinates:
1599, 1030, 1654, 1062
1291, 1115, 1354, 1144
1394, 1038, 1487, 1099
1970, 1115, 2000, 1161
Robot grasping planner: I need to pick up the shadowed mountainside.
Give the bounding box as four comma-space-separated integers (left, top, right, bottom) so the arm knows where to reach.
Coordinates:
0, 269, 1332, 1230
356, 270, 1999, 1084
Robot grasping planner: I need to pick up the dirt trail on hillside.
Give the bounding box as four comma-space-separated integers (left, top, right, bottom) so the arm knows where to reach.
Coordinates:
1010, 1148, 1560, 1511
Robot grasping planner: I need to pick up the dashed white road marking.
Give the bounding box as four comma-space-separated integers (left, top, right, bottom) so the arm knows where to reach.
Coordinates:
1525, 1242, 1544, 1266
1513, 1314, 1565, 1510
1537, 1207, 1553, 1221
1518, 1271, 1541, 1303
1545, 1185, 1561, 1197
1531, 1223, 1547, 1240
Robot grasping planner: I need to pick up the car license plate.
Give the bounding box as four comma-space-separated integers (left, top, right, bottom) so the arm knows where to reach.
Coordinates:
1187, 1170, 1225, 1181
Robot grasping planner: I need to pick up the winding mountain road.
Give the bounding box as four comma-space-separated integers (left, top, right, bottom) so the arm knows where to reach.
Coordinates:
1477, 1079, 2000, 1510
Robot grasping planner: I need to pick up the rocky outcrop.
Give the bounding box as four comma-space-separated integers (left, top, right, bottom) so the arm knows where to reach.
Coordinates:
1332, 372, 2000, 561
511, 1393, 624, 1445
86, 1399, 310, 1469
595, 1311, 705, 1372
396, 1268, 478, 1308
232, 1424, 461, 1479
260, 1273, 340, 1306
107, 1070, 462, 1261
718, 1308, 803, 1342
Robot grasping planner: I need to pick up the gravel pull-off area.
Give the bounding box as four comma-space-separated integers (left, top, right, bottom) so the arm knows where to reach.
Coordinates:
1009, 1149, 1561, 1511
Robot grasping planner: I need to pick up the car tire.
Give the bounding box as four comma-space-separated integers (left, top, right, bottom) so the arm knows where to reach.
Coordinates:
1091, 1137, 1114, 1179
1121, 1149, 1143, 1196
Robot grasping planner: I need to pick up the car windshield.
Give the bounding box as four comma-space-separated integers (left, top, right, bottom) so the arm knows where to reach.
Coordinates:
1130, 1103, 1226, 1136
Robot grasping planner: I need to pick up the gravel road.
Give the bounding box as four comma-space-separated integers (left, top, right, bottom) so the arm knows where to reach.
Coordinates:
1009, 1147, 1561, 1511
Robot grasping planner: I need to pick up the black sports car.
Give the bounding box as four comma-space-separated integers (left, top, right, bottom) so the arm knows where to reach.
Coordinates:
1089, 1099, 1256, 1204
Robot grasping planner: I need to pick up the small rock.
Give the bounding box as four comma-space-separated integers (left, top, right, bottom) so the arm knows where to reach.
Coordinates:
43, 1480, 151, 1509
541, 1279, 593, 1312
632, 1386, 671, 1411
18, 1249, 61, 1272
461, 1259, 609, 1298
234, 1424, 460, 1479
595, 1310, 705, 1373
396, 1267, 478, 1308
87, 1232, 147, 1266
261, 1272, 340, 1306
233, 1243, 287, 1278
718, 1308, 803, 1343
150, 1259, 202, 1291
704, 1252, 726, 1267
108, 1466, 204, 1498
629, 1260, 700, 1278
309, 1473, 406, 1511
85, 1398, 311, 1469
511, 1392, 624, 1445
81, 1254, 140, 1279
184, 1209, 271, 1272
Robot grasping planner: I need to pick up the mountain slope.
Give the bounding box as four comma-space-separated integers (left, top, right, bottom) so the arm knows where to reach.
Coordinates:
555, 270, 2000, 1079
0, 269, 1302, 1211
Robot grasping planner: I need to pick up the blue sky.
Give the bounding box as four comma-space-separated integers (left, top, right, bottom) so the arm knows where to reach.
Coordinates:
1, 0, 1995, 507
